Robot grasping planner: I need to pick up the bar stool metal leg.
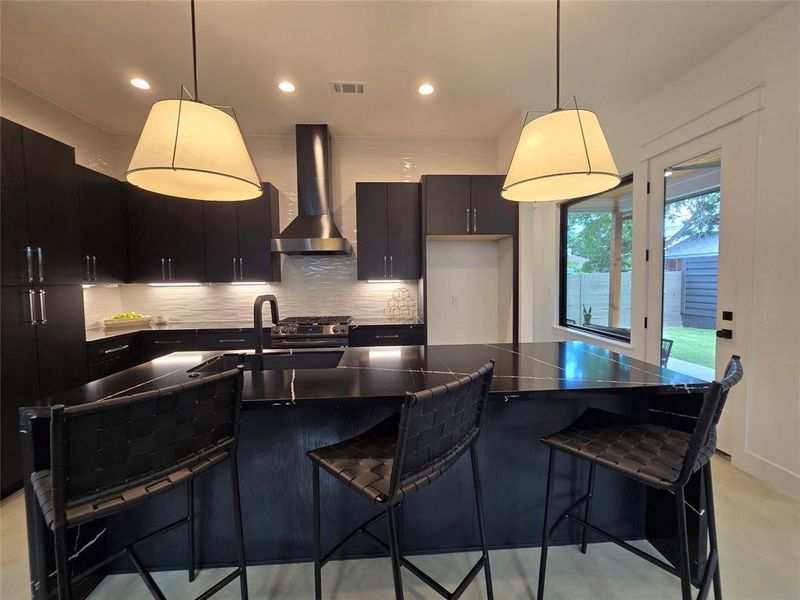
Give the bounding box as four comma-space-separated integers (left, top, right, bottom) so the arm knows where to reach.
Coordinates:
54, 525, 72, 600
704, 463, 722, 600
470, 444, 495, 600
579, 463, 596, 554
313, 464, 322, 600
386, 506, 405, 600
537, 447, 556, 600
675, 487, 693, 600
188, 479, 196, 582
229, 454, 249, 600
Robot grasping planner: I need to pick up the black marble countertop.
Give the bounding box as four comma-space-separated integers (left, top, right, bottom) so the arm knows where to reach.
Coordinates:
51, 341, 706, 408
85, 318, 424, 342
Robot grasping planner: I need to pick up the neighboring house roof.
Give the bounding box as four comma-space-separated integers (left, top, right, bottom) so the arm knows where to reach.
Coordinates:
665, 232, 719, 258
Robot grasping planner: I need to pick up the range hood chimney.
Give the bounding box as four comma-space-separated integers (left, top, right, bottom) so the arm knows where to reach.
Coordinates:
271, 124, 352, 255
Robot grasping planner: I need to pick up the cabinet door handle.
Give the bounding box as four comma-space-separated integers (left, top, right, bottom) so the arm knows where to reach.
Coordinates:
233, 257, 239, 280
389, 255, 393, 278
473, 208, 477, 233
85, 255, 92, 281
383, 256, 387, 278
466, 208, 471, 233
375, 334, 399, 339
167, 258, 173, 280
153, 339, 182, 345
102, 344, 130, 355
219, 338, 246, 343
37, 290, 47, 324
36, 247, 43, 282
161, 257, 166, 281
92, 256, 97, 281
26, 289, 37, 325
25, 247, 34, 283
239, 257, 244, 279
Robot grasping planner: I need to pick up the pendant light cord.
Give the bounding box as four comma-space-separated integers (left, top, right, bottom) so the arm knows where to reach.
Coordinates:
191, 0, 199, 101
555, 0, 560, 109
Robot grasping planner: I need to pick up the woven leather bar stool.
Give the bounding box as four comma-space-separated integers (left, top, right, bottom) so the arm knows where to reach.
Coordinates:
308, 361, 496, 600
30, 367, 249, 600
537, 355, 743, 600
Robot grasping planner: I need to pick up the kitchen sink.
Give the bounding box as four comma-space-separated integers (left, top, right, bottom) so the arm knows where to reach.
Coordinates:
190, 349, 344, 373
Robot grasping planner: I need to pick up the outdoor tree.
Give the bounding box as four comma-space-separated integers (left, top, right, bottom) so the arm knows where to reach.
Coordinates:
567, 212, 632, 273
665, 191, 720, 246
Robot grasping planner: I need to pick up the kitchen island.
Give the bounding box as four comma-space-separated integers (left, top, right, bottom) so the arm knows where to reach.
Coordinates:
21, 342, 707, 599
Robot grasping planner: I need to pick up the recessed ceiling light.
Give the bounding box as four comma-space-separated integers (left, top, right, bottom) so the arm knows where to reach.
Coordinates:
664, 169, 673, 177
278, 81, 296, 93
129, 77, 151, 90
418, 83, 435, 96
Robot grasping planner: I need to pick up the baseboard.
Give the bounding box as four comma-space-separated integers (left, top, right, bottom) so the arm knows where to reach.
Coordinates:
733, 451, 800, 498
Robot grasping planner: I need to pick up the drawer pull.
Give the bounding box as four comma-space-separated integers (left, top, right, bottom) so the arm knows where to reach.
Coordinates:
153, 340, 183, 345
375, 335, 400, 339
102, 344, 130, 354
219, 338, 246, 343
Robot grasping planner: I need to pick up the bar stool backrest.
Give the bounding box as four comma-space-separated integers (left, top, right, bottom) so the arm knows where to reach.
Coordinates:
49, 367, 244, 527
675, 355, 743, 488
388, 361, 495, 501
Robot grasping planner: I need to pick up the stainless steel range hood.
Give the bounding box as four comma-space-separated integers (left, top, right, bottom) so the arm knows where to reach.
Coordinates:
271, 124, 352, 255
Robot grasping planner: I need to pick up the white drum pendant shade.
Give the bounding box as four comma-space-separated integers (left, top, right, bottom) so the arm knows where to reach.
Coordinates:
502, 108, 620, 203
126, 99, 262, 201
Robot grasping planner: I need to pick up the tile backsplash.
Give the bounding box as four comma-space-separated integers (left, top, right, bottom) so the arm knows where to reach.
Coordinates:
83, 134, 497, 328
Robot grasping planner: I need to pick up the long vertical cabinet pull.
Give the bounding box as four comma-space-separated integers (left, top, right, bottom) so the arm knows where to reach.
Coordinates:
36, 247, 43, 282
25, 246, 33, 283
389, 256, 393, 278
239, 258, 244, 279
84, 256, 92, 281
92, 256, 97, 281
26, 289, 37, 325
168, 258, 173, 280
473, 208, 477, 233
233, 257, 239, 280
383, 256, 387, 278
466, 208, 471, 233
37, 290, 47, 324
161, 258, 166, 281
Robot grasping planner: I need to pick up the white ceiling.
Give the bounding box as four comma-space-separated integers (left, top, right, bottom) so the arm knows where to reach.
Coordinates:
0, 0, 785, 139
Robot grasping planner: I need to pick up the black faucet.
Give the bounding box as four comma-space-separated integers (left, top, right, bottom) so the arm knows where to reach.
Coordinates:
253, 295, 280, 358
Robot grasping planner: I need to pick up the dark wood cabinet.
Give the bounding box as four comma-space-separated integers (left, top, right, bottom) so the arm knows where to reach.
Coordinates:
87, 334, 141, 381
423, 174, 516, 236
356, 182, 421, 281
349, 324, 425, 347
127, 186, 205, 282
0, 118, 82, 285
422, 175, 471, 235
194, 331, 256, 351
140, 331, 196, 361
203, 183, 281, 282
78, 166, 129, 282
469, 175, 518, 235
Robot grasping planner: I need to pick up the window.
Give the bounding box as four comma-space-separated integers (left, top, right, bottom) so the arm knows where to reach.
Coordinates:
559, 174, 634, 342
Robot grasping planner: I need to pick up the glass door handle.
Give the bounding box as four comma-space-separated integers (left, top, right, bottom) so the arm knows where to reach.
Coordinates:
715, 329, 733, 339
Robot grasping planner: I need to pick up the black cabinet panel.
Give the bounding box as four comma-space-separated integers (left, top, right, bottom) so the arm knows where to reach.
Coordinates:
236, 185, 281, 282
22, 128, 82, 284
127, 186, 160, 281
387, 183, 421, 280
423, 175, 471, 235
194, 331, 256, 351
140, 331, 196, 361
469, 175, 517, 236
78, 167, 129, 282
1, 119, 31, 286
35, 286, 87, 398
356, 183, 389, 280
0, 287, 39, 495
349, 324, 424, 347
203, 201, 239, 282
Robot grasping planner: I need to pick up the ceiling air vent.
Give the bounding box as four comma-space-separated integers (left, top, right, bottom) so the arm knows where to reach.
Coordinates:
330, 81, 365, 94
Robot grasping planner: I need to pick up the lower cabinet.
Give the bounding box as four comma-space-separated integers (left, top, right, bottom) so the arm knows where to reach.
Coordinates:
349, 324, 425, 347
87, 334, 141, 380
194, 331, 256, 351
139, 331, 197, 362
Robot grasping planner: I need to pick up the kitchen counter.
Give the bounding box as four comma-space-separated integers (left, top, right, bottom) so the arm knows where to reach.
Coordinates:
22, 342, 708, 598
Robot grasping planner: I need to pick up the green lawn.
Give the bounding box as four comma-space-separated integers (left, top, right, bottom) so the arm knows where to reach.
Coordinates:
663, 327, 716, 369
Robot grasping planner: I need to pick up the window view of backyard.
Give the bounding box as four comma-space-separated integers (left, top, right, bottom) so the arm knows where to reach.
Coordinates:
661, 149, 721, 379
562, 177, 633, 341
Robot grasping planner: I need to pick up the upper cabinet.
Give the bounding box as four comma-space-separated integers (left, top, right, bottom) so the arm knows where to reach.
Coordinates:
77, 166, 129, 283
1, 118, 83, 285
127, 186, 205, 282
423, 174, 517, 236
356, 182, 421, 281
203, 183, 281, 282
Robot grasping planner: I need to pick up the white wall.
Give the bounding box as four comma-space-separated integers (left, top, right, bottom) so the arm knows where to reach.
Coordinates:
509, 4, 800, 495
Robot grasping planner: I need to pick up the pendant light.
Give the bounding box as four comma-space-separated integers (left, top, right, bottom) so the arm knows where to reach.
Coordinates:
502, 0, 620, 203
125, 0, 262, 201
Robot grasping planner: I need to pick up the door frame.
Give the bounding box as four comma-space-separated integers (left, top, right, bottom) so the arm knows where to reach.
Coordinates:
643, 114, 759, 460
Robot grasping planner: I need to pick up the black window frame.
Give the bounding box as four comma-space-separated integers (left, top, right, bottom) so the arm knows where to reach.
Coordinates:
558, 173, 634, 343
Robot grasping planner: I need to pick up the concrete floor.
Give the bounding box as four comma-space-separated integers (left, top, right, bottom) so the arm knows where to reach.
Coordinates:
2, 456, 798, 599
